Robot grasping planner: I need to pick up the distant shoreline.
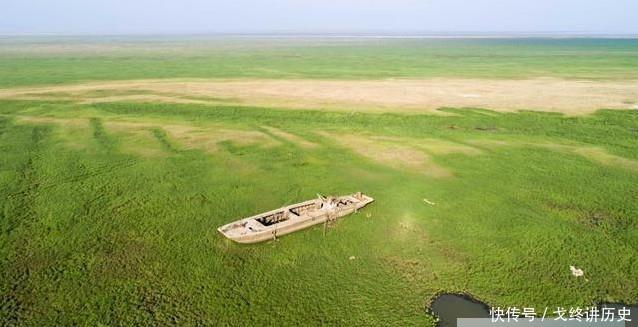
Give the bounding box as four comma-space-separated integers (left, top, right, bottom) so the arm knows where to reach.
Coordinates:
1, 32, 638, 39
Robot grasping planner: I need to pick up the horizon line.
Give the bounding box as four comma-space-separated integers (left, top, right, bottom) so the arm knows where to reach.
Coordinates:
2, 31, 638, 39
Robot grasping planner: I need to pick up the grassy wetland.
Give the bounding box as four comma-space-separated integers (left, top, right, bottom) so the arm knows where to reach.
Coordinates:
1, 37, 637, 325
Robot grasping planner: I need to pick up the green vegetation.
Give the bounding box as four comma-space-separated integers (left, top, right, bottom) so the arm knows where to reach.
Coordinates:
0, 38, 637, 325
1, 37, 638, 87
1, 98, 637, 325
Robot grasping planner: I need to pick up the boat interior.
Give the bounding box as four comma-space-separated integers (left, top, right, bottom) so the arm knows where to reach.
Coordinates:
256, 210, 289, 226
254, 197, 357, 227
219, 194, 369, 238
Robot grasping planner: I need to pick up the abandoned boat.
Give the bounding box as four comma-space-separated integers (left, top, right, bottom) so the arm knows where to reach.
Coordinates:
218, 192, 374, 244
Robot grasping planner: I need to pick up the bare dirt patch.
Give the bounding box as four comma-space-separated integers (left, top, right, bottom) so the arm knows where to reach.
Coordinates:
101, 122, 166, 157
2, 78, 638, 114
15, 115, 280, 154
544, 144, 638, 172
499, 141, 638, 172
162, 125, 279, 153
80, 94, 208, 105
468, 138, 638, 172
372, 136, 481, 156
16, 115, 87, 126
261, 126, 317, 149
319, 132, 453, 178
102, 120, 281, 153
16, 116, 94, 150
466, 139, 511, 148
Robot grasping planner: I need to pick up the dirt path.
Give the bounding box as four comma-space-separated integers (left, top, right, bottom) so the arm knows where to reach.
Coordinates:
2, 78, 637, 115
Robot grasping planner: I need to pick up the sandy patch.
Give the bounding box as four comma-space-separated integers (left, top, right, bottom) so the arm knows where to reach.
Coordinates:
372, 136, 481, 156
15, 115, 87, 126
468, 138, 638, 172
320, 132, 452, 178
80, 94, 208, 105
101, 122, 165, 156
103, 120, 281, 153
115, 130, 166, 157
261, 126, 317, 149
543, 144, 638, 172
165, 127, 278, 153
466, 139, 510, 147
15, 115, 280, 154
89, 120, 279, 152
416, 139, 482, 156
460, 93, 482, 98
16, 116, 93, 150
572, 147, 638, 171
2, 78, 638, 114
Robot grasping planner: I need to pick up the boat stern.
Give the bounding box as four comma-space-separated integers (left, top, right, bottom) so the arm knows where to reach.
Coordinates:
217, 219, 270, 243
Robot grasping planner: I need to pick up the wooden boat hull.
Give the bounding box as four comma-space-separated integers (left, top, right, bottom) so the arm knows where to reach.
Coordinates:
218, 193, 374, 244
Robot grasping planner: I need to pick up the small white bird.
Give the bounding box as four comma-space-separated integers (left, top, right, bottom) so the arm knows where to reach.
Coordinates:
570, 265, 584, 277
423, 198, 436, 205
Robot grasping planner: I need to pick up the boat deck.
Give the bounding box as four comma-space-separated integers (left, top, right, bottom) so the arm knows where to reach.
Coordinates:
218, 193, 373, 243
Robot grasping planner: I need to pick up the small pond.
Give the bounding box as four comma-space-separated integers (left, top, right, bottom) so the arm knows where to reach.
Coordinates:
599, 304, 637, 327
429, 295, 637, 327
430, 294, 490, 327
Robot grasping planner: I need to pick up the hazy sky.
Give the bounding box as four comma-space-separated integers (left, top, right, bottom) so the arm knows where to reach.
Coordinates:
2, 0, 638, 35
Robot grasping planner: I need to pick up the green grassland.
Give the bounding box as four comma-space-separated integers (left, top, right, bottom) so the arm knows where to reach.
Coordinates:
1, 38, 638, 325
1, 37, 638, 87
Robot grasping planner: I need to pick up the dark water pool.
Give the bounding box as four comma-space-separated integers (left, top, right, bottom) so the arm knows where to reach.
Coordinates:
599, 304, 637, 327
430, 294, 490, 327
429, 295, 636, 327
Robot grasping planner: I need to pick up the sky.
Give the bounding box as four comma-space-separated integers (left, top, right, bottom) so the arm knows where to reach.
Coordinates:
2, 0, 638, 35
